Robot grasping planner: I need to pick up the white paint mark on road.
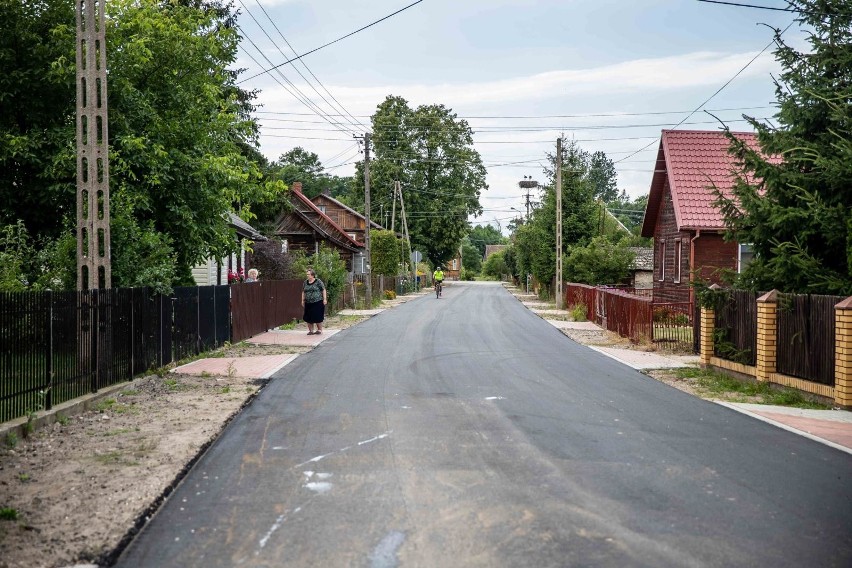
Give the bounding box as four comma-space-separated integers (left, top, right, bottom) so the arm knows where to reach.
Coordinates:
369, 531, 406, 568
485, 396, 505, 400
293, 432, 391, 469
358, 432, 391, 446
272, 446, 287, 450
304, 482, 333, 494
258, 513, 287, 551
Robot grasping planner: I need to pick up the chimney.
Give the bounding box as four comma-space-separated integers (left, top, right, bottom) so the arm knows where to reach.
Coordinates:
292, 181, 302, 193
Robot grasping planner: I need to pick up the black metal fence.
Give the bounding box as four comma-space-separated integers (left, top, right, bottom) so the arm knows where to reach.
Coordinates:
0, 286, 230, 423
777, 294, 842, 386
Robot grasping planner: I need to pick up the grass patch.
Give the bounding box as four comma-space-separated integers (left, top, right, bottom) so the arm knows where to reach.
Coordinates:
95, 398, 138, 415
278, 319, 300, 330
93, 450, 139, 466
102, 428, 135, 437
120, 389, 140, 396
674, 367, 830, 408
568, 303, 587, 322
0, 508, 19, 521
5, 432, 18, 448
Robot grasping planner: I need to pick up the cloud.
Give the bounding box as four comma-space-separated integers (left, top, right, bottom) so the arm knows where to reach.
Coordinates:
251, 50, 779, 115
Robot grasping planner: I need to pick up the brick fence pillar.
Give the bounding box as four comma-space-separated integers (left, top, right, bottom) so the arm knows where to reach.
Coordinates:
755, 290, 779, 383
700, 305, 715, 366
835, 296, 852, 408
699, 284, 721, 366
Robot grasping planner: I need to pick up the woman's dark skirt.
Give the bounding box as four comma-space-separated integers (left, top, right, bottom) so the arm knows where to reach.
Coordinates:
303, 300, 325, 324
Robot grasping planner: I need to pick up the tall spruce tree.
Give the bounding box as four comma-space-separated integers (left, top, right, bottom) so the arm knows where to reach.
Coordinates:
715, 0, 852, 295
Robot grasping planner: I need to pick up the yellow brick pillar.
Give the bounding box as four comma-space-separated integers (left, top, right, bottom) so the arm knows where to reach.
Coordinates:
700, 307, 715, 367
834, 296, 852, 408
755, 290, 779, 383
699, 284, 722, 366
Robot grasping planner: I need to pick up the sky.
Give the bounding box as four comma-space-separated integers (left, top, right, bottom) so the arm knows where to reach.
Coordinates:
232, 0, 804, 232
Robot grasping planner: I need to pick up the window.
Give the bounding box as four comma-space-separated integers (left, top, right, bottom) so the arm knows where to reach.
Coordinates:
348, 233, 357, 240
674, 239, 682, 283
318, 205, 327, 214
281, 239, 288, 254
658, 239, 666, 281
452, 259, 458, 270
738, 243, 754, 273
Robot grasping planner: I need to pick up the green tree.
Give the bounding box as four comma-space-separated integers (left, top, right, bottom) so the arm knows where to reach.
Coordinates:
715, 0, 852, 294
588, 151, 619, 202
514, 140, 601, 287
351, 96, 486, 268
482, 250, 509, 280
371, 230, 401, 275
468, 224, 505, 257
564, 236, 635, 285
460, 238, 481, 273
0, 0, 278, 291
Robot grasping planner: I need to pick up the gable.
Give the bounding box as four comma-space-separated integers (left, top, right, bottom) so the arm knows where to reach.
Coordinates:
642, 130, 769, 237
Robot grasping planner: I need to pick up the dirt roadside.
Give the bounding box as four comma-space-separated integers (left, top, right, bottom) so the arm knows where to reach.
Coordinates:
0, 314, 368, 568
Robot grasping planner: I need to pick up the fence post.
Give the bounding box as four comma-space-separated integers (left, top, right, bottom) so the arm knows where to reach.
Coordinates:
755, 290, 779, 383
699, 285, 720, 366
834, 296, 852, 408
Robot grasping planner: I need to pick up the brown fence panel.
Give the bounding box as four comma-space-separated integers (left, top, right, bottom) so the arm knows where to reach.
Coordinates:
565, 283, 596, 322
714, 289, 757, 366
230, 280, 303, 342
777, 294, 841, 386
601, 289, 653, 342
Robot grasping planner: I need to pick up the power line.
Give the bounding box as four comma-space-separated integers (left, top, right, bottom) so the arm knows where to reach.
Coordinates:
247, 0, 368, 132
238, 0, 426, 85
696, 0, 794, 11
614, 20, 794, 165
253, 105, 774, 120
237, 39, 358, 136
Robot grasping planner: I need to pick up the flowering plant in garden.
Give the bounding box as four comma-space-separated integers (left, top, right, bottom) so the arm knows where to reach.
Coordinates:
227, 268, 245, 284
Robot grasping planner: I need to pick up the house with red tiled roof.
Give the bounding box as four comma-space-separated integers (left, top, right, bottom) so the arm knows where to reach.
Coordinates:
274, 182, 368, 273
641, 130, 770, 304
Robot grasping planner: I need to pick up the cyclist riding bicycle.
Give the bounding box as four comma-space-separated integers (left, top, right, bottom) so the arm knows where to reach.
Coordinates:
433, 267, 444, 297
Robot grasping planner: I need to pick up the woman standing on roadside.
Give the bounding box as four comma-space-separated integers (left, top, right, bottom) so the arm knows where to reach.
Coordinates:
301, 268, 327, 335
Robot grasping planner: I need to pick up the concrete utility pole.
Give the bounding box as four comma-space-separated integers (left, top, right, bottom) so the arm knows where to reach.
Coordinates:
397, 182, 416, 290
519, 176, 538, 222
390, 181, 397, 233
363, 133, 372, 306
76, 0, 112, 290
555, 138, 563, 309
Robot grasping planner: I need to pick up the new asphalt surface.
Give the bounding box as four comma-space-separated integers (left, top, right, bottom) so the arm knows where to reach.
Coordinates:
117, 282, 852, 567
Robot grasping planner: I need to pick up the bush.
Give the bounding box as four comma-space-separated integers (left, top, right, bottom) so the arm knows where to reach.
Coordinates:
569, 303, 587, 322
482, 251, 509, 279
291, 245, 347, 308
249, 239, 296, 281
384, 289, 396, 300
460, 268, 476, 281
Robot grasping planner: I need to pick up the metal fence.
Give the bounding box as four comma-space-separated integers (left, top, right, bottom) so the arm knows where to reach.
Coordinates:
231, 280, 303, 342
0, 286, 231, 423
777, 294, 842, 386
714, 289, 758, 366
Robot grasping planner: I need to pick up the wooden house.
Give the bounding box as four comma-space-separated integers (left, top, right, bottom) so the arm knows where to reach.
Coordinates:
641, 130, 771, 304
274, 182, 367, 273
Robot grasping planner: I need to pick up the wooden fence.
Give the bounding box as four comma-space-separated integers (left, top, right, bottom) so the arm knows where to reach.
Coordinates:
565, 283, 694, 351
701, 289, 852, 406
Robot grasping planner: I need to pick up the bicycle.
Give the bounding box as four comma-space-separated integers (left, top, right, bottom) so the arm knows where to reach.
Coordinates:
435, 280, 443, 298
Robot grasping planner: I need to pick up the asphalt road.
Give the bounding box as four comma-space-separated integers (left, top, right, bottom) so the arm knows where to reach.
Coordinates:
117, 282, 852, 568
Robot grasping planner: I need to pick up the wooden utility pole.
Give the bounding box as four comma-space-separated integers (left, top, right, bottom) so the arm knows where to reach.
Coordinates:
363, 133, 372, 306
555, 137, 563, 309
390, 180, 398, 233
76, 0, 112, 290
